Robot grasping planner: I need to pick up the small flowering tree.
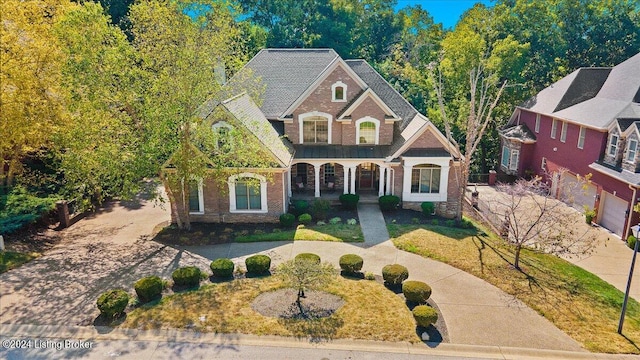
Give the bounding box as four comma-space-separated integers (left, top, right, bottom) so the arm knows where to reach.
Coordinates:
487, 175, 599, 270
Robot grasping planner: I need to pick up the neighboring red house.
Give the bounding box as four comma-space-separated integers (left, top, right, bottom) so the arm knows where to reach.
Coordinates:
500, 53, 640, 239
166, 49, 461, 223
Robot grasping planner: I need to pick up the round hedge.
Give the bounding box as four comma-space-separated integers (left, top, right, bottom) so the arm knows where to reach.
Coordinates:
97, 289, 129, 319
412, 305, 438, 327
382, 264, 409, 286
628, 235, 638, 250
298, 213, 312, 224
402, 280, 432, 304
378, 195, 400, 211
339, 254, 363, 274
172, 266, 202, 287
279, 213, 295, 228
295, 253, 321, 264
246, 254, 271, 275
134, 276, 164, 303
210, 258, 235, 279
339, 194, 360, 210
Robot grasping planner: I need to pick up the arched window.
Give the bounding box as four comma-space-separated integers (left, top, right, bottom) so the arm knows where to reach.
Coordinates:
355, 117, 380, 145
411, 164, 441, 194
331, 81, 347, 102
228, 173, 268, 213
299, 112, 332, 144
212, 121, 233, 148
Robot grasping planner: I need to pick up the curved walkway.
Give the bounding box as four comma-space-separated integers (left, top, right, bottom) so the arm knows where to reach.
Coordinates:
1, 197, 583, 353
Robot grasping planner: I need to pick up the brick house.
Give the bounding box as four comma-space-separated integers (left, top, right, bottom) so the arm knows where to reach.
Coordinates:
499, 52, 640, 238
167, 49, 461, 223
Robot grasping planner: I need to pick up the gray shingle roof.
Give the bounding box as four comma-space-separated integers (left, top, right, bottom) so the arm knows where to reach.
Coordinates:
345, 60, 418, 130
221, 93, 294, 167
519, 52, 640, 130
293, 145, 391, 159
234, 49, 339, 119
500, 124, 537, 143
590, 161, 640, 186
400, 148, 451, 157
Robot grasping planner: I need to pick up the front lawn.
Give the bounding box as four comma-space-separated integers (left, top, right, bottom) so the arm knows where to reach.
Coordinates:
0, 251, 37, 273
236, 224, 363, 243
122, 276, 417, 342
388, 223, 640, 354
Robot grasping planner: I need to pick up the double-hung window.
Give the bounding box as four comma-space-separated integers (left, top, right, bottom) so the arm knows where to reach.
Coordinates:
577, 127, 586, 149
302, 116, 329, 143
627, 139, 638, 163
560, 121, 567, 143
411, 165, 441, 194
608, 134, 619, 157
551, 119, 558, 139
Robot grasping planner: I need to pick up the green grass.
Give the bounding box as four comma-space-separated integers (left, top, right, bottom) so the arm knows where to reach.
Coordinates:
236, 224, 363, 243
388, 222, 640, 354
0, 251, 37, 273
122, 276, 417, 342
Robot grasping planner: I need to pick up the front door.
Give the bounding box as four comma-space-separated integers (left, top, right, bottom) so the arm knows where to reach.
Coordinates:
358, 163, 375, 190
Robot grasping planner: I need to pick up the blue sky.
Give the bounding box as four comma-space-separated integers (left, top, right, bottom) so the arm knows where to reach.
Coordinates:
395, 0, 494, 29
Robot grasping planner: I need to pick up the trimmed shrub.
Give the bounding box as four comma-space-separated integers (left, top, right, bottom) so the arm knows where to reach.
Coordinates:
329, 217, 342, 225
246, 254, 271, 275
382, 264, 409, 286
210, 258, 235, 279
298, 213, 312, 224
172, 266, 202, 287
365, 272, 376, 280
378, 195, 400, 211
339, 194, 360, 209
412, 305, 438, 327
295, 253, 321, 264
134, 276, 163, 303
279, 213, 295, 228
628, 235, 638, 250
339, 254, 363, 274
421, 202, 435, 216
311, 199, 331, 220
402, 280, 432, 304
292, 200, 309, 216
97, 289, 129, 319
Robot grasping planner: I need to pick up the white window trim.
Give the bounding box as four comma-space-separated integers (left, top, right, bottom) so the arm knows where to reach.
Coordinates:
560, 121, 567, 143
534, 114, 540, 133
299, 111, 332, 144
331, 81, 347, 102
355, 117, 380, 145
578, 126, 586, 149
509, 149, 519, 171
626, 139, 637, 163
212, 121, 233, 131
551, 119, 558, 139
228, 173, 268, 213
187, 178, 204, 215
541, 157, 547, 170
402, 157, 449, 202
608, 134, 619, 157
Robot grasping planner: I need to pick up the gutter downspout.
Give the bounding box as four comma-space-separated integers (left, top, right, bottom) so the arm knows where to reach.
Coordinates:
626, 184, 639, 240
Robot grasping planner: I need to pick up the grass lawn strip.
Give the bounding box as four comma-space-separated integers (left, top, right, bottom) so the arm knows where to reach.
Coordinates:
235, 224, 363, 243
122, 276, 417, 342
0, 251, 38, 273
388, 223, 640, 354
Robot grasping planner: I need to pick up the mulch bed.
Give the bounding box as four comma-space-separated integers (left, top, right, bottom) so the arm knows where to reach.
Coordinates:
252, 288, 345, 319
154, 206, 359, 246
2, 216, 62, 254
381, 208, 449, 226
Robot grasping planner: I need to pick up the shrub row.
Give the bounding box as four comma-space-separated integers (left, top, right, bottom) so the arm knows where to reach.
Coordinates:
381, 263, 438, 328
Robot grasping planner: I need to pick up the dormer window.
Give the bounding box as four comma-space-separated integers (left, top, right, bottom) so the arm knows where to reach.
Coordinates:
331, 81, 347, 102
626, 139, 637, 163
607, 134, 619, 157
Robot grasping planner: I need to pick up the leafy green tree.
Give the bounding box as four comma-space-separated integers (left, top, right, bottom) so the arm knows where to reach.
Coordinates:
276, 258, 337, 305
0, 0, 71, 191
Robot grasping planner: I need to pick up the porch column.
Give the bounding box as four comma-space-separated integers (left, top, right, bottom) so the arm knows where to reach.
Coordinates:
314, 165, 321, 198
349, 166, 357, 194
343, 165, 349, 194
378, 166, 386, 197
287, 169, 292, 197
386, 166, 392, 195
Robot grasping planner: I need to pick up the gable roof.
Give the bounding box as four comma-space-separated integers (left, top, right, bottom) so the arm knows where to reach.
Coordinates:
234, 49, 339, 119
500, 124, 537, 144
518, 52, 640, 130
337, 88, 400, 121
345, 59, 418, 130
220, 93, 294, 167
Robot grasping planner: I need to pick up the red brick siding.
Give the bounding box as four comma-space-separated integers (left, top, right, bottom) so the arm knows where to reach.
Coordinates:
342, 96, 394, 145
404, 127, 447, 150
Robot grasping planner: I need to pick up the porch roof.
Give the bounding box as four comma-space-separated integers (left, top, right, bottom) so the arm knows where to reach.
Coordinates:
589, 161, 640, 186
293, 145, 391, 159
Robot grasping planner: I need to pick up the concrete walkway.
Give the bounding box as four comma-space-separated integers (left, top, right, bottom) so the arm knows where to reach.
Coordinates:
0, 191, 589, 354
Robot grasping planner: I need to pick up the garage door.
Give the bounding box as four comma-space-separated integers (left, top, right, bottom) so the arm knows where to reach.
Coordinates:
559, 173, 597, 211
599, 192, 628, 237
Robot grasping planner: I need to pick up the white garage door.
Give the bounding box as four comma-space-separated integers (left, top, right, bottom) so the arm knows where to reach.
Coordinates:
599, 192, 628, 237
559, 173, 597, 211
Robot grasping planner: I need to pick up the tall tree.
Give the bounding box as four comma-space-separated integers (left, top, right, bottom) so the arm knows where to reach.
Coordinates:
54, 1, 145, 206
0, 0, 71, 191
